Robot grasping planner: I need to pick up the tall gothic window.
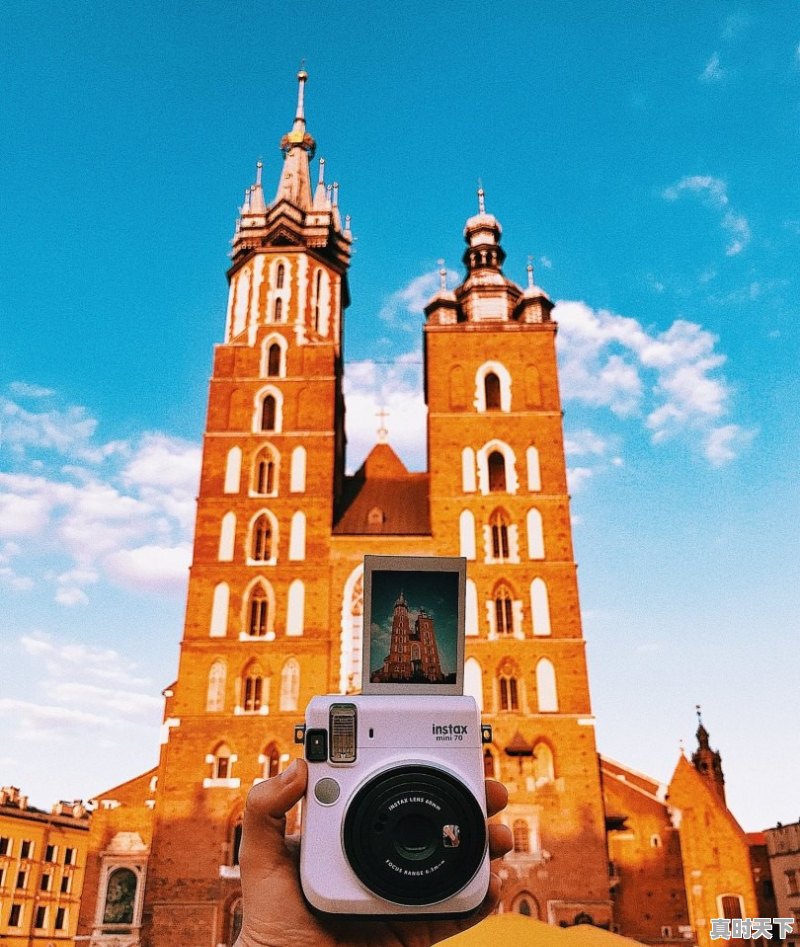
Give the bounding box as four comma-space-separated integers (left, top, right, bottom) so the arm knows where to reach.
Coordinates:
260, 395, 276, 432
494, 585, 513, 635
251, 514, 273, 562
279, 659, 300, 711
498, 671, 519, 711
206, 661, 226, 712
533, 742, 555, 784
276, 264, 285, 289
252, 447, 277, 495
484, 372, 501, 410
490, 509, 510, 560
274, 298, 283, 322
488, 451, 506, 492
247, 585, 269, 637
267, 343, 281, 377
243, 669, 262, 712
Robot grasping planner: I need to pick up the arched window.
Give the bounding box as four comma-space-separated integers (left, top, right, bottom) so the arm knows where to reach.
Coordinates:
339, 566, 363, 694
490, 510, 510, 561
243, 667, 263, 712
494, 585, 513, 635
218, 512, 235, 562
279, 659, 300, 711
212, 743, 233, 780
224, 447, 242, 494
513, 819, 530, 853
276, 264, 285, 289
247, 584, 269, 637
263, 743, 281, 780
252, 447, 277, 496
527, 446, 541, 491
289, 512, 306, 561
513, 893, 538, 918
533, 742, 555, 784
274, 298, 283, 322
290, 446, 306, 492
250, 513, 274, 562
459, 509, 476, 559
483, 748, 496, 778
527, 508, 545, 559
102, 867, 137, 926
498, 669, 519, 711
227, 898, 243, 947
464, 657, 483, 710
206, 661, 226, 712
210, 583, 229, 637
531, 579, 551, 636
484, 372, 501, 409
266, 343, 281, 377
287, 579, 304, 636
260, 395, 276, 432
461, 447, 476, 492
465, 578, 478, 636
536, 659, 558, 712
488, 451, 506, 492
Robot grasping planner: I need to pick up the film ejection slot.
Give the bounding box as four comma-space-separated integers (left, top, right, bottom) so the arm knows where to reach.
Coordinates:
329, 703, 357, 763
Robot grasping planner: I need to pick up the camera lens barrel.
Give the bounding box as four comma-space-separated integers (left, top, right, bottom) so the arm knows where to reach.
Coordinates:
342, 764, 487, 906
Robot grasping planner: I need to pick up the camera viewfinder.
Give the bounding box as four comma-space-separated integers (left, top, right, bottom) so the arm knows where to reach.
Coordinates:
329, 703, 357, 763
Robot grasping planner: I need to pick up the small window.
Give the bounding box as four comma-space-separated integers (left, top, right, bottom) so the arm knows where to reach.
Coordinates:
267, 343, 281, 377
206, 660, 226, 712
518, 898, 533, 917
35, 906, 47, 930
720, 895, 743, 920
260, 395, 277, 432
513, 819, 530, 853
490, 510, 510, 560
280, 659, 300, 711
488, 451, 506, 492
9, 904, 22, 928
484, 372, 501, 410
61, 875, 71, 894
276, 263, 285, 289
0, 836, 9, 855
40, 872, 52, 891
45, 843, 57, 862
264, 743, 281, 779
786, 869, 799, 896
274, 298, 283, 322
483, 748, 495, 778
16, 870, 27, 889
650, 834, 662, 848
231, 821, 243, 866
55, 907, 66, 930
213, 745, 233, 780
20, 840, 32, 859
662, 927, 673, 938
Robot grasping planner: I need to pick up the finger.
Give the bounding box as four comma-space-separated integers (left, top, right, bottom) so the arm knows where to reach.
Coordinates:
488, 822, 513, 860
424, 870, 503, 943
485, 778, 508, 818
240, 758, 307, 863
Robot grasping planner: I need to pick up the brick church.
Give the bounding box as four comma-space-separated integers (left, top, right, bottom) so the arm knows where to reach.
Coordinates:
77, 73, 761, 947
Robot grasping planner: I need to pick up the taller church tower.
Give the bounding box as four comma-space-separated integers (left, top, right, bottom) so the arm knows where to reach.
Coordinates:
80, 75, 612, 947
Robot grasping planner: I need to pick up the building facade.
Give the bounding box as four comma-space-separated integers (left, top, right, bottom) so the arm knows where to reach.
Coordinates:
764, 821, 800, 947
0, 786, 89, 947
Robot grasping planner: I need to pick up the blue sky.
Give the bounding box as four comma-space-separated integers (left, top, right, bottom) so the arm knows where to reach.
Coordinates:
1, 2, 798, 830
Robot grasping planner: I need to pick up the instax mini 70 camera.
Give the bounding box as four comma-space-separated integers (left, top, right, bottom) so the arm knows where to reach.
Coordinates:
298, 694, 491, 917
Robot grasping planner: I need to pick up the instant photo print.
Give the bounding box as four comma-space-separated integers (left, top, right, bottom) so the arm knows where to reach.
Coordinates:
361, 555, 466, 696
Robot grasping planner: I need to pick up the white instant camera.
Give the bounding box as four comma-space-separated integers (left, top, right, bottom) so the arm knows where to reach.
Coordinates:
298, 694, 491, 917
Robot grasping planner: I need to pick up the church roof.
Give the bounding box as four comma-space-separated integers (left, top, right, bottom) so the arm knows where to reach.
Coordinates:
333, 444, 431, 535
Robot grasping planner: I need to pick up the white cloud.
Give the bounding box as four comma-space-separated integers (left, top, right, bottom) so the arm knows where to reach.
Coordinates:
704, 424, 756, 467
555, 300, 748, 463
662, 175, 750, 256
564, 429, 609, 457
8, 381, 56, 398
699, 52, 723, 82
104, 543, 192, 593
567, 466, 594, 493
379, 268, 459, 329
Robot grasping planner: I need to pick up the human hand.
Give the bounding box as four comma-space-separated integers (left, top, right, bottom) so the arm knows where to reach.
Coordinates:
236, 758, 512, 947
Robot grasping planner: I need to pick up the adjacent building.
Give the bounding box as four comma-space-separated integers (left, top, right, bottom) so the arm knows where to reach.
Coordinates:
0, 786, 89, 947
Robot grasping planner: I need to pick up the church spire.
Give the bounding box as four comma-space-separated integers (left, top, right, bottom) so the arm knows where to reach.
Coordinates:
691, 705, 727, 805
276, 69, 316, 210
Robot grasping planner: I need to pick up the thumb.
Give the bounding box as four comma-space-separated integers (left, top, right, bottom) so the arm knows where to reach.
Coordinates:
240, 759, 307, 865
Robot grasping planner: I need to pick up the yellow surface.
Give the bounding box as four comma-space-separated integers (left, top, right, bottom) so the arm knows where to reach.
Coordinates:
443, 914, 647, 947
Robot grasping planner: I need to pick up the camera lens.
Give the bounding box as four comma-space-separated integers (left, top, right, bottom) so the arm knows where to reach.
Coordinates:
342, 764, 487, 906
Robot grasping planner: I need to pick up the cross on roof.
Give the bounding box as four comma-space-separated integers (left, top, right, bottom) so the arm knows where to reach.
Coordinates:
376, 406, 389, 443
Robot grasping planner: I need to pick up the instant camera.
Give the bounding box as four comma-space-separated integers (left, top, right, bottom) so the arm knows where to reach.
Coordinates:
297, 556, 492, 917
